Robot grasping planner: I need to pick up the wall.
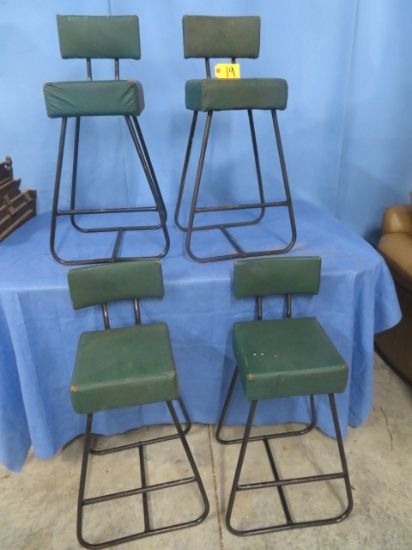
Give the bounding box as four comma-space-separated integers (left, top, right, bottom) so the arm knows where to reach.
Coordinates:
1, 0, 412, 245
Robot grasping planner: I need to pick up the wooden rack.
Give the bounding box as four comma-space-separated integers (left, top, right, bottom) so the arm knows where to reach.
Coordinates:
0, 156, 36, 242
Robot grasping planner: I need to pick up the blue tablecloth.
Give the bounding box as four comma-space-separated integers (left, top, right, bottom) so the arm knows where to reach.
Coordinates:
0, 201, 401, 472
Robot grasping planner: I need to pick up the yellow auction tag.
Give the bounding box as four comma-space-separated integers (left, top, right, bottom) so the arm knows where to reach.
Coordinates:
214, 63, 241, 79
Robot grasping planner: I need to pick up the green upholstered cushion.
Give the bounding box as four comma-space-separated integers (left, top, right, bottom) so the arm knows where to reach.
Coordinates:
234, 257, 321, 298
43, 80, 144, 118
185, 79, 287, 112
233, 317, 348, 401
68, 260, 164, 309
183, 16, 260, 59
57, 15, 141, 59
70, 323, 179, 413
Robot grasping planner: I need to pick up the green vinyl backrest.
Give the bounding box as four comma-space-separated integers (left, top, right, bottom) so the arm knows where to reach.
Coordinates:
57, 15, 141, 59
234, 257, 322, 299
183, 16, 260, 59
67, 260, 164, 309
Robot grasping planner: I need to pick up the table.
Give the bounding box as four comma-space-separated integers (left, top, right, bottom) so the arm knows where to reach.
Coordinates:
0, 201, 401, 472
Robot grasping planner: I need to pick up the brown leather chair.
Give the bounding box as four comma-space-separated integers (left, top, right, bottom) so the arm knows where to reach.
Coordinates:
375, 203, 412, 385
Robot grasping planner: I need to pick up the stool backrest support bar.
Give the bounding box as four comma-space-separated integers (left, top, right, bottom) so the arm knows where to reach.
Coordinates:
67, 260, 164, 310
183, 15, 260, 59
234, 257, 322, 299
57, 15, 141, 60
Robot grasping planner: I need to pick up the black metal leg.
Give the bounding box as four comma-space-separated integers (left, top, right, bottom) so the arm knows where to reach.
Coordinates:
185, 111, 213, 262
69, 116, 82, 231
49, 117, 68, 264
49, 114, 170, 265
226, 401, 258, 535
175, 109, 297, 263
176, 395, 193, 435
124, 117, 163, 230
124, 116, 170, 257
75, 400, 209, 549
328, 393, 354, 521
175, 110, 266, 233
167, 401, 210, 525
247, 109, 265, 224
124, 118, 170, 256
131, 116, 167, 223
175, 112, 199, 231
215, 368, 239, 444
221, 393, 353, 537
271, 110, 296, 251
76, 414, 94, 549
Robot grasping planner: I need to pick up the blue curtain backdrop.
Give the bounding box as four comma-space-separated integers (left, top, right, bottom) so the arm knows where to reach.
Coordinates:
1, 0, 412, 245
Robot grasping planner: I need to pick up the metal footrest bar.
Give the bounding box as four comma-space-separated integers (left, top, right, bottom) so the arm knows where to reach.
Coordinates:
175, 109, 296, 263
83, 476, 196, 506
178, 204, 271, 233
50, 115, 170, 266
60, 205, 160, 216
238, 472, 346, 491
59, 205, 164, 234
61, 220, 164, 234
222, 394, 353, 536
77, 400, 209, 549
194, 200, 289, 215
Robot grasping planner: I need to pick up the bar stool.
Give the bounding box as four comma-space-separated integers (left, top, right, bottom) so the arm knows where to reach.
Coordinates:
67, 260, 209, 548
44, 15, 169, 265
216, 256, 353, 535
175, 16, 296, 263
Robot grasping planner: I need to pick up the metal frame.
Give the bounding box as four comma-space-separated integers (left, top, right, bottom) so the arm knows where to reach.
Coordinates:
217, 390, 353, 536
50, 114, 170, 266
174, 59, 296, 263
50, 57, 170, 265
77, 399, 210, 549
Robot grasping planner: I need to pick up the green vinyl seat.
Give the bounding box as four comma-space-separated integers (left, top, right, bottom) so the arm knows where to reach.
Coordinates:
185, 78, 288, 112
71, 323, 178, 414
67, 260, 209, 549
44, 80, 145, 118
216, 256, 353, 536
175, 16, 296, 263
233, 317, 348, 401
43, 15, 169, 266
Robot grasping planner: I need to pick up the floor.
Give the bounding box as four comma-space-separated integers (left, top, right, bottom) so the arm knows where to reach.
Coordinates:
1, 353, 411, 550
